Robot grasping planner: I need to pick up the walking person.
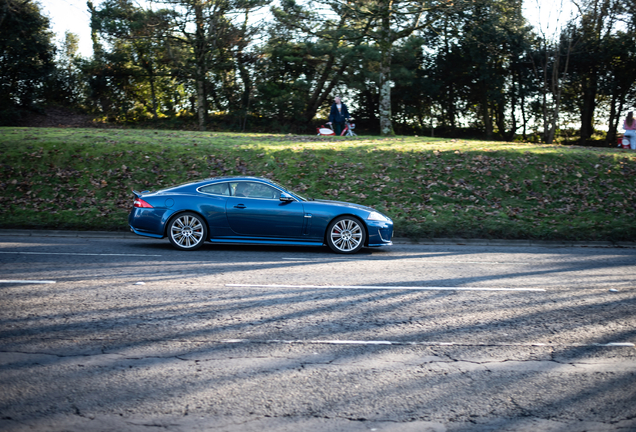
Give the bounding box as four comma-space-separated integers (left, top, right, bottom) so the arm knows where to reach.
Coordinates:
623, 111, 636, 150
326, 96, 350, 136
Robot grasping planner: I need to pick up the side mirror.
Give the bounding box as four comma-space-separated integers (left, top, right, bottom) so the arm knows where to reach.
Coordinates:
279, 192, 295, 202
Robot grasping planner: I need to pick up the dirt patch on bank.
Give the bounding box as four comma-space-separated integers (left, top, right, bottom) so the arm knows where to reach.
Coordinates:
15, 106, 96, 128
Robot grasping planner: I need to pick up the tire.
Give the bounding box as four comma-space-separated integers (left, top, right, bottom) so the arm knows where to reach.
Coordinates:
167, 212, 207, 251
326, 216, 366, 254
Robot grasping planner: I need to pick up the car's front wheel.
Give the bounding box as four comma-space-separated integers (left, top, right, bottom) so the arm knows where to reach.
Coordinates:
326, 216, 365, 254
167, 212, 207, 251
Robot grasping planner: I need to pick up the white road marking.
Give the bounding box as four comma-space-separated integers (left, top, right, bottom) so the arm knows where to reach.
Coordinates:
282, 257, 539, 264
281, 257, 628, 265
218, 339, 634, 348
0, 251, 161, 257
281, 257, 368, 261
226, 283, 545, 292
0, 280, 56, 284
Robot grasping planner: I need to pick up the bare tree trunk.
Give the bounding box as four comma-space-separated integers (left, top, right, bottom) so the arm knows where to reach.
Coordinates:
378, 2, 395, 137
87, 1, 103, 60
237, 9, 252, 131
303, 56, 349, 124
531, 34, 571, 144
448, 83, 456, 131
506, 89, 518, 141
301, 15, 348, 124
237, 56, 251, 130
482, 96, 493, 140
147, 64, 159, 120
519, 75, 527, 140
579, 73, 597, 145
609, 97, 624, 145
539, 46, 551, 143
378, 54, 394, 136
607, 91, 619, 144
545, 47, 561, 144
548, 37, 570, 144
196, 74, 206, 131
194, 1, 207, 131
495, 102, 505, 138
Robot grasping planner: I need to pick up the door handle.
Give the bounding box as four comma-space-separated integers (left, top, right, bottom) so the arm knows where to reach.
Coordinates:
234, 204, 246, 209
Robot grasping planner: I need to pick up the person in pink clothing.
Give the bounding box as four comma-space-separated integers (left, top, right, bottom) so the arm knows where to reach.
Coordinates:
623, 111, 636, 150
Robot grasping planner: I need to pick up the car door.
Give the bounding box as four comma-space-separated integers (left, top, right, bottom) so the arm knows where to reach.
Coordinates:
196, 181, 234, 235
225, 181, 305, 237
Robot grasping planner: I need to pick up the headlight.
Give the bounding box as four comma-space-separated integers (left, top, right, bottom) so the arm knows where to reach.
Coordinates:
367, 211, 389, 221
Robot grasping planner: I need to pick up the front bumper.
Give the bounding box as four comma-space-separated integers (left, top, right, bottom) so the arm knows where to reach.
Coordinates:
366, 220, 393, 247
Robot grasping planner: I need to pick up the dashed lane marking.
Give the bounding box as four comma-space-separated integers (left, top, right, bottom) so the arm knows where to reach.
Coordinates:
282, 257, 514, 264
226, 283, 545, 292
217, 339, 634, 348
55, 337, 635, 348
0, 251, 162, 257
281, 257, 623, 265
0, 280, 56, 284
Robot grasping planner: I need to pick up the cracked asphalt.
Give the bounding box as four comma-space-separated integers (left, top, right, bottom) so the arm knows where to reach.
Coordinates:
0, 235, 635, 431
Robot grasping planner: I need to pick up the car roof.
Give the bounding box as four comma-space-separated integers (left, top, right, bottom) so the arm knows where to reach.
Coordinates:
202, 176, 270, 183
153, 176, 273, 192
194, 176, 292, 189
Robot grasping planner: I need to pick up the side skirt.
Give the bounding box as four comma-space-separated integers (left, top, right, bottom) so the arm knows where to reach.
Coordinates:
208, 238, 324, 247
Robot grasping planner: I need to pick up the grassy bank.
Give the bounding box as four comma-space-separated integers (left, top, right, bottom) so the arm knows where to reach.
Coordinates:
1, 127, 636, 241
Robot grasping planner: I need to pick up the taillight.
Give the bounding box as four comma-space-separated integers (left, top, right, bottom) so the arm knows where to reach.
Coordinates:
133, 198, 153, 208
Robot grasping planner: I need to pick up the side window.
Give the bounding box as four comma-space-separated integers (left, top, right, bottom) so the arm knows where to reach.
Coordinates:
251, 183, 280, 199
200, 183, 230, 196
232, 182, 280, 199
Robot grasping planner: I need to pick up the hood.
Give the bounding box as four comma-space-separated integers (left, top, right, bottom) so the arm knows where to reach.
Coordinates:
312, 199, 377, 213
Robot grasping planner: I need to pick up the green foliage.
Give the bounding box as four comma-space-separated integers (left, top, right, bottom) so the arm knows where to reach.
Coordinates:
1, 127, 635, 242
0, 0, 57, 124
253, 38, 314, 120
51, 31, 84, 107
1, 0, 635, 142
561, 0, 636, 145
254, 0, 369, 128
83, 0, 179, 121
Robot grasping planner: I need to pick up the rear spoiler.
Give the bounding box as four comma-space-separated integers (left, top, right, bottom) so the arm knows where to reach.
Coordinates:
132, 189, 150, 198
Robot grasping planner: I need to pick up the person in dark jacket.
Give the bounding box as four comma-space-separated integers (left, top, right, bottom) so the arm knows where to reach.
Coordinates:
327, 97, 350, 136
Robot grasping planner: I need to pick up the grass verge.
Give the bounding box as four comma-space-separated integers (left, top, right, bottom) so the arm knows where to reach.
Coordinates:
1, 127, 636, 241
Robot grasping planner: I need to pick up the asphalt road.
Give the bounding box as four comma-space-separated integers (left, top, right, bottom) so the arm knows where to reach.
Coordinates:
1, 236, 635, 432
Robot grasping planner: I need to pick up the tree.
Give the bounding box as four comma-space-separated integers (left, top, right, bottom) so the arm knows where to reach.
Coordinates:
253, 0, 370, 128
158, 0, 267, 130
452, 0, 532, 140
528, 26, 574, 144
342, 0, 460, 136
50, 31, 84, 107
596, 23, 636, 144
274, 0, 461, 136
568, 0, 627, 145
90, 0, 176, 120
0, 0, 56, 124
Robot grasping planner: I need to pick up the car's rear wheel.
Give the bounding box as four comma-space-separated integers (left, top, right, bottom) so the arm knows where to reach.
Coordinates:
167, 212, 207, 251
326, 216, 365, 254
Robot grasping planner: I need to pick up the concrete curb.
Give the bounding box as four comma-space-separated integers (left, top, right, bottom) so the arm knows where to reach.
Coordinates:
0, 229, 136, 239
392, 237, 636, 248
1, 229, 634, 248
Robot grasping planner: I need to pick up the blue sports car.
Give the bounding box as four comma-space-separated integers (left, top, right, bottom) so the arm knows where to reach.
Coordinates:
129, 176, 393, 254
